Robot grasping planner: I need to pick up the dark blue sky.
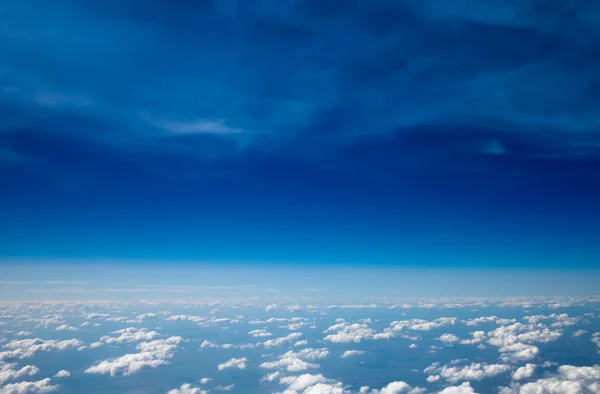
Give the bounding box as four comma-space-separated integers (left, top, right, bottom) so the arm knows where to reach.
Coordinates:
1, 0, 600, 267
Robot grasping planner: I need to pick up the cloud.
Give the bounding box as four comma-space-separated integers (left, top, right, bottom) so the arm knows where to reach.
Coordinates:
167, 383, 208, 394
512, 364, 536, 381
0, 338, 83, 361
217, 357, 247, 371
425, 361, 511, 384
100, 327, 160, 344
260, 348, 329, 372
572, 330, 588, 337
262, 333, 303, 348
149, 118, 242, 135
0, 378, 58, 394
500, 365, 600, 394
324, 322, 376, 343
438, 334, 460, 344
0, 364, 39, 385
437, 382, 477, 394
280, 374, 330, 392
378, 381, 424, 394
85, 336, 182, 376
249, 329, 273, 337
52, 370, 70, 378
340, 350, 366, 358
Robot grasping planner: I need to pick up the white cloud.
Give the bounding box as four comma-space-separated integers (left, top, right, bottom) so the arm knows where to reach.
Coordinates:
215, 384, 235, 391
263, 333, 303, 348
500, 365, 600, 394
426, 362, 511, 384
280, 374, 329, 391
265, 304, 277, 312
512, 364, 536, 381
572, 330, 588, 337
324, 323, 376, 343
55, 324, 78, 331
100, 327, 160, 344
85, 336, 182, 376
378, 381, 424, 394
260, 348, 329, 372
249, 329, 272, 337
52, 370, 70, 378
460, 331, 486, 345
1, 338, 83, 361
167, 383, 207, 394
438, 334, 460, 344
295, 340, 309, 347
340, 350, 365, 358
437, 382, 476, 394
464, 316, 498, 326
0, 364, 39, 385
0, 378, 58, 394
217, 358, 247, 371
199, 377, 211, 384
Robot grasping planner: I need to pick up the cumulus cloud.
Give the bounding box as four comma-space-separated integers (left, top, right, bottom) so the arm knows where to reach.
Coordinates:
100, 327, 160, 344
437, 382, 477, 394
1, 338, 83, 361
249, 329, 273, 337
52, 370, 70, 378
378, 381, 425, 394
85, 336, 182, 376
425, 362, 511, 384
280, 374, 330, 392
263, 333, 303, 348
217, 358, 247, 371
340, 350, 365, 358
0, 378, 58, 394
324, 322, 376, 343
438, 334, 460, 344
500, 365, 600, 394
512, 364, 536, 381
0, 363, 40, 385
167, 383, 208, 394
260, 348, 329, 372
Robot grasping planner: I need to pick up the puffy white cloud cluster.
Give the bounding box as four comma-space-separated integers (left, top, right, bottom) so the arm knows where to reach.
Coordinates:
263, 333, 303, 348
85, 336, 182, 376
438, 334, 460, 344
249, 329, 272, 337
199, 340, 254, 350
512, 364, 536, 381
100, 327, 160, 345
500, 365, 600, 394
166, 383, 208, 394
0, 378, 58, 394
463, 316, 499, 326
459, 331, 486, 346
260, 348, 329, 372
55, 324, 78, 332
52, 370, 69, 378
217, 357, 247, 371
593, 333, 600, 353
424, 361, 511, 384
437, 382, 477, 394
0, 338, 83, 361
340, 350, 365, 359
487, 322, 563, 363
0, 363, 39, 385
324, 322, 376, 343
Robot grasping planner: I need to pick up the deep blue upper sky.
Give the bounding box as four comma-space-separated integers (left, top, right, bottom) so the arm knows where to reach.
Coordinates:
1, 0, 600, 266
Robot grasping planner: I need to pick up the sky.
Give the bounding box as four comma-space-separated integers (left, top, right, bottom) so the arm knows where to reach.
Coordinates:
1, 0, 600, 297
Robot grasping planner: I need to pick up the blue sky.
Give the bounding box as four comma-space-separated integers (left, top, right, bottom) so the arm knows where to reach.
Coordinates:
1, 0, 600, 292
